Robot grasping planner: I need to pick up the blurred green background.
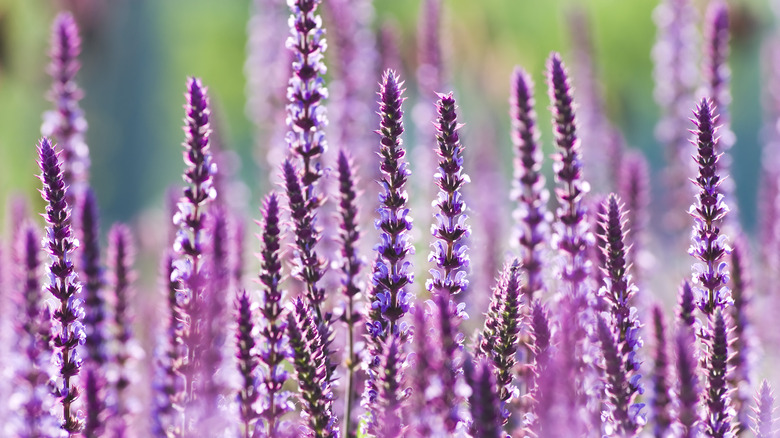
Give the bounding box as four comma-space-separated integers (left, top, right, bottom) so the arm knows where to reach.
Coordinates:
0, 0, 774, 233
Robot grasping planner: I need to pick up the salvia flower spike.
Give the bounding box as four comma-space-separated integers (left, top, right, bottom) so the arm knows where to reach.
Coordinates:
729, 236, 755, 434
751, 380, 775, 438
510, 66, 549, 301
42, 12, 90, 202
464, 357, 503, 438
650, 306, 673, 438
38, 137, 85, 435
235, 290, 260, 438
676, 327, 701, 438
705, 310, 733, 437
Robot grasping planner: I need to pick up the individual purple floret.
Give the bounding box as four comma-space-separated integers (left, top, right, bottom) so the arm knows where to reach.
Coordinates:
650, 306, 673, 438
13, 222, 58, 437
38, 137, 85, 435
676, 327, 701, 438
689, 98, 730, 316
510, 66, 549, 302
108, 224, 136, 436
335, 150, 364, 432
478, 259, 522, 424
235, 290, 260, 438
256, 193, 292, 436
77, 189, 109, 438
287, 297, 338, 438
42, 12, 90, 203
729, 236, 755, 435
705, 310, 733, 437
464, 357, 503, 438
596, 194, 644, 434
752, 380, 775, 438
369, 69, 414, 340
286, 0, 329, 193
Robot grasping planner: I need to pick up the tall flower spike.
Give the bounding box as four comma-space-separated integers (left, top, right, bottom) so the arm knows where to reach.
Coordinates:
704, 1, 735, 162
13, 222, 59, 437
752, 380, 775, 438
650, 306, 672, 438
107, 224, 136, 435
427, 92, 469, 431
375, 334, 409, 438
336, 150, 364, 433
729, 236, 754, 435
370, 69, 414, 339
42, 12, 90, 203
287, 298, 338, 438
510, 66, 549, 302
38, 137, 84, 435
464, 357, 503, 438
596, 315, 640, 436
676, 327, 701, 438
256, 193, 293, 436
689, 98, 730, 316
677, 280, 696, 329
705, 310, 733, 437
618, 151, 650, 282
78, 189, 109, 438
235, 290, 260, 438
286, 0, 329, 193
477, 259, 522, 424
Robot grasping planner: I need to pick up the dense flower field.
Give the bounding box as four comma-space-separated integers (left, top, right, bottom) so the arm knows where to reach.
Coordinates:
4, 0, 780, 437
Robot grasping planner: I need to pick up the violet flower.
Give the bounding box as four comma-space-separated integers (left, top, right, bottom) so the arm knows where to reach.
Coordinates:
705, 310, 733, 437
235, 289, 260, 438
729, 236, 755, 435
510, 66, 549, 302
108, 224, 136, 436
478, 259, 522, 424
42, 12, 90, 203
676, 327, 701, 438
752, 380, 775, 438
596, 315, 640, 436
677, 280, 696, 329
287, 297, 338, 438
38, 136, 85, 435
375, 335, 408, 438
256, 193, 293, 436
464, 357, 503, 438
618, 151, 650, 281
408, 301, 435, 437
77, 189, 108, 438
336, 150, 364, 433
650, 306, 672, 438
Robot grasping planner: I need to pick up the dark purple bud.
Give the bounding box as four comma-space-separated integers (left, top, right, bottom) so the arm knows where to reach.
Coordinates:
677, 280, 696, 329
235, 290, 260, 438
703, 310, 733, 437
38, 137, 84, 434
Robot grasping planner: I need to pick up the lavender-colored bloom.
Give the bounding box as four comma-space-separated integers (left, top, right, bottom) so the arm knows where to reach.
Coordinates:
689, 98, 730, 316
618, 151, 650, 281
510, 66, 549, 302
464, 357, 503, 438
650, 306, 673, 438
407, 301, 435, 437
77, 189, 108, 438
704, 2, 733, 150
677, 280, 696, 329
652, 0, 699, 233
13, 222, 58, 438
235, 290, 260, 438
42, 12, 90, 203
375, 335, 408, 438
596, 315, 641, 436
676, 327, 701, 438
369, 69, 414, 339
107, 224, 136, 436
38, 137, 84, 435
286, 0, 329, 193
478, 259, 522, 423
256, 193, 293, 436
752, 380, 775, 438
729, 236, 755, 435
705, 310, 733, 437
287, 298, 338, 438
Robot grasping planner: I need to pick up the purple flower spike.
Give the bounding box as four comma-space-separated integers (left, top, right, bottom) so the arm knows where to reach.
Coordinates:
675, 327, 701, 438
704, 1, 733, 150
728, 236, 755, 435
689, 98, 730, 316
287, 298, 338, 438
235, 290, 260, 438
42, 12, 90, 202
13, 222, 58, 437
704, 310, 733, 437
478, 259, 522, 424
650, 306, 672, 438
464, 357, 503, 438
369, 69, 414, 339
510, 66, 549, 301
751, 380, 775, 438
375, 335, 409, 438
618, 151, 650, 281
256, 193, 293, 436
596, 315, 642, 436
677, 280, 696, 329
286, 0, 329, 192
38, 137, 84, 435
107, 224, 136, 435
